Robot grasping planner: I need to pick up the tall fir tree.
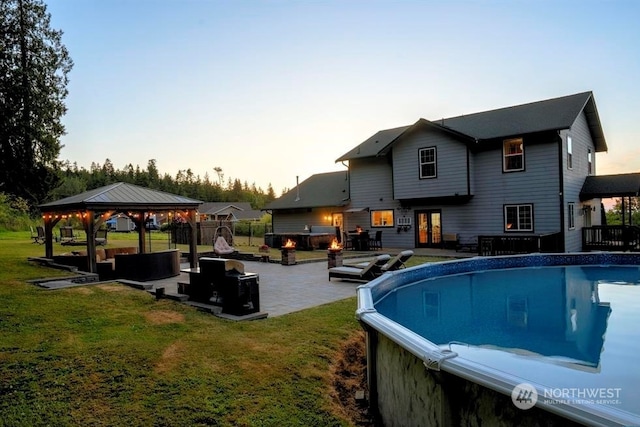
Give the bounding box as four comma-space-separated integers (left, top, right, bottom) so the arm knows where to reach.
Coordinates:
0, 0, 73, 205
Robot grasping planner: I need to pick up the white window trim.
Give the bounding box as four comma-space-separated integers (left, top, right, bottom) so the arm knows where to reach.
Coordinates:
567, 136, 573, 170
419, 147, 437, 179
503, 138, 524, 172
504, 204, 533, 232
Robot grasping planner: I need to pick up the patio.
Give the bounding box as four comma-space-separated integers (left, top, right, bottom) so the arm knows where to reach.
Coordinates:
149, 259, 364, 318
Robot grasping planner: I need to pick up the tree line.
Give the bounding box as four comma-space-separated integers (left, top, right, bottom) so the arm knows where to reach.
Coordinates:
53, 159, 278, 210
1, 0, 278, 215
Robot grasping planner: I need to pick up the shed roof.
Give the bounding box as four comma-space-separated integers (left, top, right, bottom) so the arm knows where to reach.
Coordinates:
580, 173, 640, 201
336, 91, 607, 162
263, 171, 349, 210
39, 182, 202, 212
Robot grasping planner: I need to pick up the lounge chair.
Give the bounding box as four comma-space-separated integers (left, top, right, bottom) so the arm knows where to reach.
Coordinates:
213, 236, 236, 255
345, 250, 414, 272
328, 254, 390, 282
381, 250, 413, 272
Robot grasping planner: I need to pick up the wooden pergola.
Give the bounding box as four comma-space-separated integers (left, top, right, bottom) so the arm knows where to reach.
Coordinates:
38, 182, 202, 273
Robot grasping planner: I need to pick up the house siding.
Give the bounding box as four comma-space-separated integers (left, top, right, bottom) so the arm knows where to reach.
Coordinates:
347, 158, 405, 248
393, 129, 470, 199
467, 138, 561, 242
272, 208, 339, 234
562, 111, 600, 252
270, 95, 608, 254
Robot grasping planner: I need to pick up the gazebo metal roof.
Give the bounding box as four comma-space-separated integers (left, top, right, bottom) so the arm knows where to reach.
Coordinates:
38, 182, 202, 273
39, 182, 202, 212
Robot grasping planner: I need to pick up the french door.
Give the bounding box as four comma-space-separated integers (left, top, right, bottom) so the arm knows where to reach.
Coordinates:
416, 210, 442, 248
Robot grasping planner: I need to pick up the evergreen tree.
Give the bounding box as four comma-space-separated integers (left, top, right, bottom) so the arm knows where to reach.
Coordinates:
0, 0, 73, 205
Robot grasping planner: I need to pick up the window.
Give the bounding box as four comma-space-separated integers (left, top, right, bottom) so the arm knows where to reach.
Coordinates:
503, 138, 524, 172
504, 204, 533, 232
568, 202, 575, 230
588, 149, 593, 175
370, 210, 394, 227
567, 136, 573, 169
419, 147, 437, 178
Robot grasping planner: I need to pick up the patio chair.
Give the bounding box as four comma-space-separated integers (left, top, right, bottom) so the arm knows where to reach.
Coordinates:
369, 230, 383, 250
342, 231, 353, 250
60, 226, 76, 245
95, 228, 108, 246
32, 226, 46, 244
213, 236, 236, 255
328, 254, 390, 282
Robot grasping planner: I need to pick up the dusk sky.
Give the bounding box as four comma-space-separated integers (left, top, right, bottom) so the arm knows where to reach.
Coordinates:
46, 0, 640, 195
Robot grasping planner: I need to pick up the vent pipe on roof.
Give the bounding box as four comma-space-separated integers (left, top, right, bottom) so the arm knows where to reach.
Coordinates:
295, 176, 300, 202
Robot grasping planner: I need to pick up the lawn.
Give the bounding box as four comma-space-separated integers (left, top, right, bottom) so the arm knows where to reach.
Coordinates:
0, 231, 449, 426
0, 232, 362, 426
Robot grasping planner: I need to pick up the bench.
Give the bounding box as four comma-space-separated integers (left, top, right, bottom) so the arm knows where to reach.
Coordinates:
443, 233, 459, 250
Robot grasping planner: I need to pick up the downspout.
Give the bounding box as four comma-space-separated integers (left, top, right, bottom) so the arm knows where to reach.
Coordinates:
466, 144, 472, 196
341, 161, 350, 200
557, 132, 566, 252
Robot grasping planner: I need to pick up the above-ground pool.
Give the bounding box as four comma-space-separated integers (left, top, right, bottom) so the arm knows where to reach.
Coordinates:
357, 253, 640, 427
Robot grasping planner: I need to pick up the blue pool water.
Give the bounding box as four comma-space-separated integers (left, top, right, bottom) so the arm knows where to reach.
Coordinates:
375, 264, 640, 417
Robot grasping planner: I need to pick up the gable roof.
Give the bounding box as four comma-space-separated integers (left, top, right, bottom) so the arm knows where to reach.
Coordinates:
337, 91, 607, 162
263, 171, 349, 210
39, 182, 202, 212
199, 202, 263, 220
580, 173, 640, 201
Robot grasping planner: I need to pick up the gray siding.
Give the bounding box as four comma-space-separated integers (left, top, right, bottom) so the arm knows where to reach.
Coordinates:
272, 208, 340, 234
562, 111, 599, 251
393, 129, 470, 199
347, 158, 408, 248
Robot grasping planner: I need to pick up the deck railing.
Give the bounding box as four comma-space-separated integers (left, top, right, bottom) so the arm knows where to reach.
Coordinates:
478, 232, 562, 256
582, 225, 640, 251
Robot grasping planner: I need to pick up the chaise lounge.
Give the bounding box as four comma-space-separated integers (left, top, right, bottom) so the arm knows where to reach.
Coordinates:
345, 250, 414, 273
328, 254, 390, 282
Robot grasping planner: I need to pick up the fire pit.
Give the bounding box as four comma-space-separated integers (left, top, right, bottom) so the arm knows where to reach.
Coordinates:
281, 239, 297, 266
327, 238, 343, 268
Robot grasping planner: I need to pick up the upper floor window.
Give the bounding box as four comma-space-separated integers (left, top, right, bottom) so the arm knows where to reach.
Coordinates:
567, 136, 573, 169
419, 147, 437, 179
588, 149, 593, 175
503, 138, 524, 172
370, 210, 394, 227
504, 204, 533, 232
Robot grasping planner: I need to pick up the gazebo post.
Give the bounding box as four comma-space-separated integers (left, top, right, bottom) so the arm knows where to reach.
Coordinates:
44, 215, 54, 259
85, 211, 97, 273
136, 211, 146, 254
189, 209, 198, 269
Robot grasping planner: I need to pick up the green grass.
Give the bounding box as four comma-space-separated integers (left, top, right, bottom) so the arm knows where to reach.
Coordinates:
0, 232, 364, 426
0, 232, 450, 426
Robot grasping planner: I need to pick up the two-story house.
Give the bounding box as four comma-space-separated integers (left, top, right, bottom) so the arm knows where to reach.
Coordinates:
266, 92, 639, 253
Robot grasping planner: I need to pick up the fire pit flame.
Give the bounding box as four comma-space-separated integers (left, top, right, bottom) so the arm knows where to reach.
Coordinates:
329, 238, 342, 251
283, 239, 296, 249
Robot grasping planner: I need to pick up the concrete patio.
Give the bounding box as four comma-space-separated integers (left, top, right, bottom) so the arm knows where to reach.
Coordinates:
149, 247, 473, 318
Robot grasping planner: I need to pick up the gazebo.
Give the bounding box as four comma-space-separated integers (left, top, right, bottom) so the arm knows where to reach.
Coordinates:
38, 182, 202, 275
